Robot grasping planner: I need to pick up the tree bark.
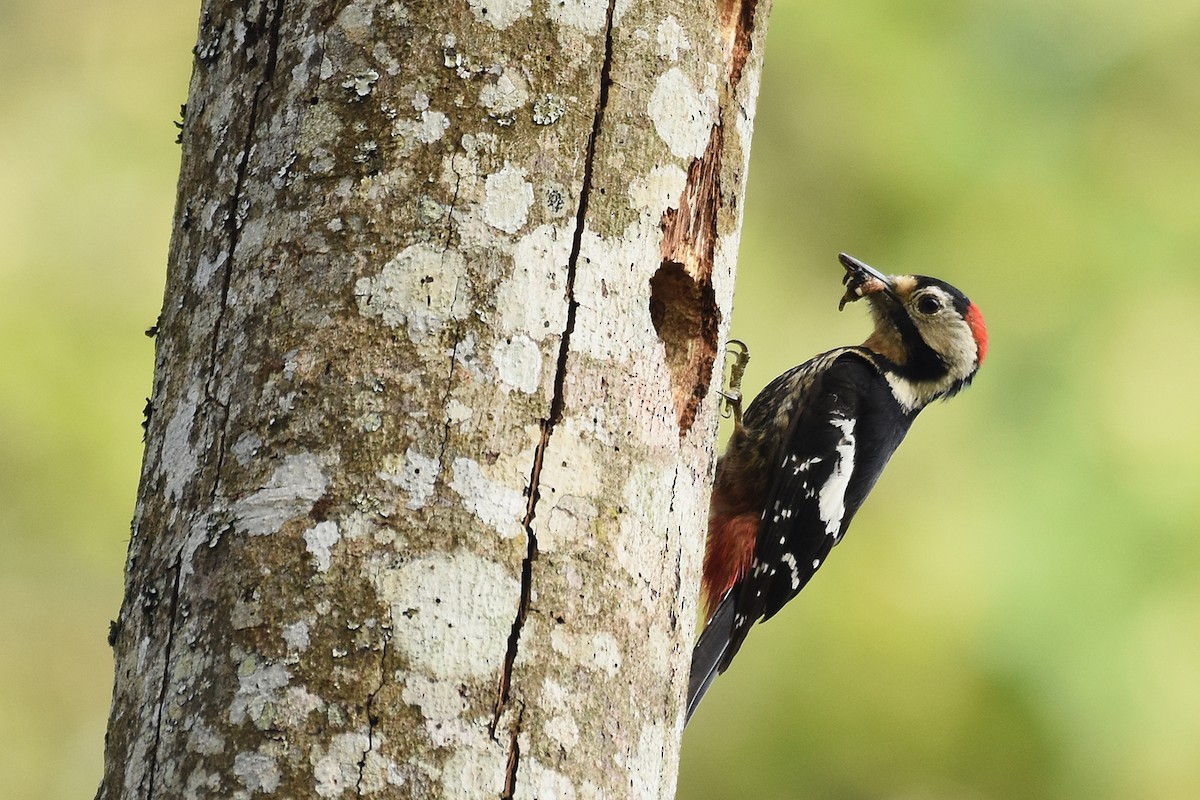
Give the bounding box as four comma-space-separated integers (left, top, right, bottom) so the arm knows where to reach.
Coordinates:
99, 1, 771, 797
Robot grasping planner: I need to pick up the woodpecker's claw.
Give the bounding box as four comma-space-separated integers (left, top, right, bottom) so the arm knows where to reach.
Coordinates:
838, 253, 895, 310
719, 340, 750, 422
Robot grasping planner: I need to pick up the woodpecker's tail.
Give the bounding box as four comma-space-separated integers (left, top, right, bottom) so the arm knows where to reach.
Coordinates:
685, 592, 736, 725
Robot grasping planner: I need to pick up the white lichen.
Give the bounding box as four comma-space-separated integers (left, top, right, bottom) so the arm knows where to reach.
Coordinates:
282, 620, 311, 652
549, 629, 622, 677
335, 1, 374, 40
439, 747, 508, 798
497, 224, 572, 340
448, 458, 526, 539
229, 660, 290, 727
230, 452, 330, 536
466, 0, 531, 30
616, 463, 702, 606
628, 164, 688, 214
185, 716, 225, 756
546, 0, 631, 32
629, 723, 668, 798
401, 674, 470, 748
480, 71, 529, 117
520, 757, 577, 800
483, 163, 534, 233
647, 67, 718, 159
160, 381, 202, 503
355, 244, 469, 343
570, 227, 664, 361
183, 767, 220, 800
341, 69, 379, 98
446, 399, 473, 424
528, 417, 601, 553
491, 335, 542, 394
656, 16, 690, 61
303, 520, 341, 572
311, 729, 398, 797
546, 712, 580, 752
277, 685, 325, 728
233, 751, 282, 793
374, 551, 520, 679
193, 250, 228, 290
532, 94, 567, 126
412, 109, 449, 144
230, 430, 262, 467
377, 447, 440, 510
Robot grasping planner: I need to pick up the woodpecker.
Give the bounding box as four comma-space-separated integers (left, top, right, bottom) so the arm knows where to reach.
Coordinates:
686, 253, 988, 723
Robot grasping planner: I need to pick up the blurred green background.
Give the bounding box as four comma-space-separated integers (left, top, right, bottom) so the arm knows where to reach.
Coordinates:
2, 1, 1199, 798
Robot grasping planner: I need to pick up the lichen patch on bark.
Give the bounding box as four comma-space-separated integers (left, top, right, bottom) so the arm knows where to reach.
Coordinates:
648, 67, 719, 160
374, 552, 520, 680
354, 244, 470, 343
467, 0, 533, 31
449, 457, 528, 540
229, 452, 332, 536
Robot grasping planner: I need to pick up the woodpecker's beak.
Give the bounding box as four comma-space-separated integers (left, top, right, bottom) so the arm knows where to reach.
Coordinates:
838, 253, 895, 310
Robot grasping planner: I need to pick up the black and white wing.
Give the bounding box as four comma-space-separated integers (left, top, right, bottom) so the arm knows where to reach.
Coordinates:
720, 353, 885, 671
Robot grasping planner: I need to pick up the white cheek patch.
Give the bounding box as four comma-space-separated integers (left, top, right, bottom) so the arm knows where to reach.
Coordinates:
921, 310, 978, 380
886, 287, 980, 409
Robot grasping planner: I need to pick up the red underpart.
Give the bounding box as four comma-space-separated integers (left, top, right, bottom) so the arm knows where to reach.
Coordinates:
966, 303, 988, 364
702, 511, 760, 621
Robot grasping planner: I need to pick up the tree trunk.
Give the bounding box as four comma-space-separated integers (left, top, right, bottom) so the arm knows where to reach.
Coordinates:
99, 1, 771, 797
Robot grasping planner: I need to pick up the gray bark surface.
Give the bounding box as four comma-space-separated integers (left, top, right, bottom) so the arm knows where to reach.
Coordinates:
99, 1, 770, 797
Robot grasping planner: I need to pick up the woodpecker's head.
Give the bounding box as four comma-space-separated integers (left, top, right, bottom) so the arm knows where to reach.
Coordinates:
838, 253, 987, 410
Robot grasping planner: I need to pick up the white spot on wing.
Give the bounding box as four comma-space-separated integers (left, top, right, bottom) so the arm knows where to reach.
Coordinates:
818, 417, 856, 538
792, 456, 821, 475
780, 552, 801, 590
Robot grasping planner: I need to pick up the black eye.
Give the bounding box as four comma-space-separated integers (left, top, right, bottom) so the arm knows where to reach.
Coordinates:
916, 294, 942, 315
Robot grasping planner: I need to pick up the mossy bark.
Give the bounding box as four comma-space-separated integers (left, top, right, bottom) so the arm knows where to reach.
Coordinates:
98, 1, 771, 797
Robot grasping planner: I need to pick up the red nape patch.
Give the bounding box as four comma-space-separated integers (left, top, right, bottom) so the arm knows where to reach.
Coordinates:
966, 303, 988, 364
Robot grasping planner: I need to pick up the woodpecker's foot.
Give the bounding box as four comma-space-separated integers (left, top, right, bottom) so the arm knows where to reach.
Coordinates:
718, 339, 750, 422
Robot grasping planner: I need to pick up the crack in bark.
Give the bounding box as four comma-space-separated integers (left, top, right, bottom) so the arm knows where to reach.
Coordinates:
434, 174, 465, 472
142, 5, 285, 798
436, 300, 465, 466
142, 555, 183, 799
356, 633, 391, 797
488, 0, 619, 776
667, 468, 681, 629
205, 0, 284, 499
442, 171, 462, 249
499, 702, 526, 800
